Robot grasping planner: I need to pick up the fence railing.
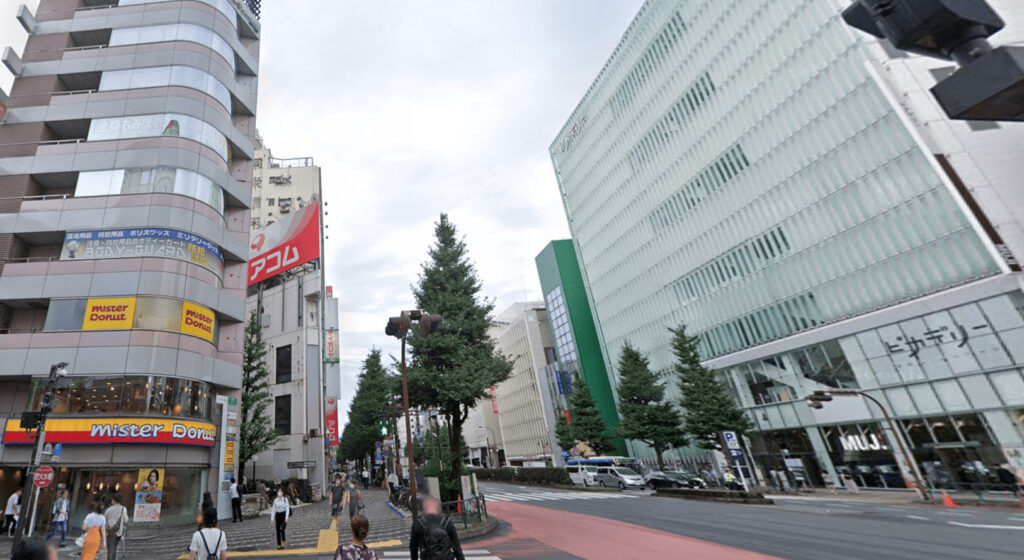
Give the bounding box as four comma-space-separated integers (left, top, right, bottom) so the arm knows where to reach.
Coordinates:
439, 495, 488, 529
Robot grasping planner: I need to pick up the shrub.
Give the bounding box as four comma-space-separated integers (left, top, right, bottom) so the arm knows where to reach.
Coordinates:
474, 467, 570, 486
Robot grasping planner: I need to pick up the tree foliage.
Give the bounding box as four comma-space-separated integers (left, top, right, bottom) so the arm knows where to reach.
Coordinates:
554, 413, 575, 453
414, 424, 467, 500
673, 325, 752, 448
339, 349, 391, 465
614, 343, 686, 471
240, 310, 279, 478
407, 214, 512, 489
562, 375, 615, 456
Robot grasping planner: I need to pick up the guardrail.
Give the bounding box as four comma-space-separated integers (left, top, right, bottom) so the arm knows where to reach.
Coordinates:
440, 495, 488, 529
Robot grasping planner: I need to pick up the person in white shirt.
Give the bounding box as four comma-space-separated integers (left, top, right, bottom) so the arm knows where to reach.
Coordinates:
229, 478, 242, 523
189, 507, 226, 560
44, 489, 70, 547
271, 490, 290, 550
361, 468, 370, 489
104, 495, 129, 560
387, 472, 400, 494
4, 488, 22, 537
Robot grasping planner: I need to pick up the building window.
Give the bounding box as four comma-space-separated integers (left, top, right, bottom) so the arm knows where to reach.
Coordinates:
88, 113, 229, 161
276, 345, 292, 383
267, 198, 275, 206
275, 395, 291, 435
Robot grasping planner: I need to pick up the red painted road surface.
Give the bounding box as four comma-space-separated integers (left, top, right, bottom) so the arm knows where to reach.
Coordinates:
476, 501, 784, 559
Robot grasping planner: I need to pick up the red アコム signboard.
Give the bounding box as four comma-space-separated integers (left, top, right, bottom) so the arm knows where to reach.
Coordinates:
248, 201, 321, 285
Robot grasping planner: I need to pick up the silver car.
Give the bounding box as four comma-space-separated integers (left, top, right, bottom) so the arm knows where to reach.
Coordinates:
594, 466, 646, 489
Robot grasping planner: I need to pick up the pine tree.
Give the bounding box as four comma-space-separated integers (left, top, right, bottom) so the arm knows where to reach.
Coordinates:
407, 214, 512, 497
339, 349, 390, 466
554, 413, 575, 453
239, 310, 279, 480
565, 375, 615, 456
614, 343, 686, 471
673, 324, 752, 448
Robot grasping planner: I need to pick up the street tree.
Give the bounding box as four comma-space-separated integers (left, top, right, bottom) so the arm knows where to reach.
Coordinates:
554, 413, 575, 454
239, 310, 279, 481
673, 324, 752, 448
339, 349, 390, 467
407, 214, 512, 495
614, 343, 687, 471
564, 375, 615, 456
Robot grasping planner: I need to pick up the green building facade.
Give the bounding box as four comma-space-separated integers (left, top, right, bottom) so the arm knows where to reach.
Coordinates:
536, 240, 626, 456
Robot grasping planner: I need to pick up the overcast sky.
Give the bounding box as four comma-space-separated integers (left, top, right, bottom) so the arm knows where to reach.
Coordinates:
1, 0, 645, 427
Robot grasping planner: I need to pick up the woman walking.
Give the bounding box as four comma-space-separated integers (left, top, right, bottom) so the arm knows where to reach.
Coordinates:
80, 501, 106, 560
335, 515, 377, 560
347, 481, 363, 520
271, 489, 290, 549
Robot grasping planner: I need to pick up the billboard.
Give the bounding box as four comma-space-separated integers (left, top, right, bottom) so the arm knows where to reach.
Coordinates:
325, 397, 339, 448
82, 297, 136, 330
2, 418, 216, 447
180, 301, 216, 342
248, 201, 320, 285
63, 228, 223, 276
325, 329, 339, 363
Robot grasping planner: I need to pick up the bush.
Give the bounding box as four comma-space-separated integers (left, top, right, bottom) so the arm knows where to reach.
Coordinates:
474, 467, 570, 486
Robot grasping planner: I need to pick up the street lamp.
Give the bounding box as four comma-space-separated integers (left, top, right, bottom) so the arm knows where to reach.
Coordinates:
806, 389, 930, 500
11, 362, 69, 551
477, 425, 498, 468
385, 309, 441, 523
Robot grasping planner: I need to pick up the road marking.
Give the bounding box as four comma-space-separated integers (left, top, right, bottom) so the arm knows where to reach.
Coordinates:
484, 490, 634, 502
906, 515, 930, 521
948, 521, 1024, 530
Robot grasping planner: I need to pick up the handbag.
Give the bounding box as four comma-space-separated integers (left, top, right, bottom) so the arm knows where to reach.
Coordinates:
75, 534, 86, 548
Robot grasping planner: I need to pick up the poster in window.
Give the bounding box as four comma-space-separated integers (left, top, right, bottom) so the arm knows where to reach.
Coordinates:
81, 297, 136, 331
133, 468, 164, 523
180, 301, 216, 342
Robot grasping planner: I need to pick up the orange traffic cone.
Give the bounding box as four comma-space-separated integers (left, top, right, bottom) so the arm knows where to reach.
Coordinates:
457, 494, 463, 513
941, 491, 959, 508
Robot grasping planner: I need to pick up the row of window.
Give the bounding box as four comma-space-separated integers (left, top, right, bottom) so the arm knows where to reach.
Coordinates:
628, 73, 716, 170
648, 144, 751, 232
44, 296, 219, 343
608, 10, 687, 116
671, 226, 792, 305
75, 167, 226, 215
119, 0, 239, 30
28, 374, 213, 420
99, 65, 233, 114
87, 113, 229, 161
109, 23, 236, 70
699, 292, 825, 358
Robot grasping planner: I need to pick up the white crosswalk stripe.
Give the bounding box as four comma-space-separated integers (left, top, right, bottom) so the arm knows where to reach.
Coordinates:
483, 490, 638, 502
383, 550, 500, 559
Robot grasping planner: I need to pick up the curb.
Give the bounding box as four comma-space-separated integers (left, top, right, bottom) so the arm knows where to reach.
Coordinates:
453, 516, 500, 540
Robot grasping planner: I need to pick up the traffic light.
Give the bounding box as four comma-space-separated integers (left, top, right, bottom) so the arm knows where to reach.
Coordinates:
385, 313, 410, 338
418, 313, 441, 337
805, 390, 834, 409
378, 420, 390, 437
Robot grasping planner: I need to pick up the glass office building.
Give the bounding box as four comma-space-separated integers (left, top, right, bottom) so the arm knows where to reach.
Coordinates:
551, 0, 1024, 486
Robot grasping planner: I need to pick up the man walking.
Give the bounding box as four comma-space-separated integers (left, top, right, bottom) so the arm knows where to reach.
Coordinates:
4, 488, 22, 536
361, 468, 369, 490
104, 494, 128, 560
409, 496, 465, 560
329, 473, 345, 526
45, 489, 70, 547
229, 478, 242, 522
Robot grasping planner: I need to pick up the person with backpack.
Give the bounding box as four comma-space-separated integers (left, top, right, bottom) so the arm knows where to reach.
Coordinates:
409, 496, 465, 560
44, 489, 70, 547
104, 494, 128, 560
335, 514, 377, 560
189, 507, 226, 560
271, 489, 290, 549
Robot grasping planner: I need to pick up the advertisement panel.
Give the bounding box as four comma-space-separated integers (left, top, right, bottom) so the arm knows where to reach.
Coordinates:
325, 397, 339, 447
2, 418, 216, 447
133, 468, 164, 522
180, 301, 216, 342
82, 297, 136, 331
63, 228, 223, 276
490, 386, 499, 414
325, 329, 339, 363
248, 202, 320, 285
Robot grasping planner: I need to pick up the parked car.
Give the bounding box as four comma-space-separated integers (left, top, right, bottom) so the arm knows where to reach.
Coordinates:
567, 465, 598, 487
595, 466, 646, 489
644, 470, 707, 489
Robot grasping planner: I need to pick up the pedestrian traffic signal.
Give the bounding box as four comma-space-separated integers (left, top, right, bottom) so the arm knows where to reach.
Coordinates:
805, 390, 834, 409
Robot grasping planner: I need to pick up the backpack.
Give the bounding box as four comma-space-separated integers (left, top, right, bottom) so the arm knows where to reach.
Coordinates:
418, 516, 453, 560
199, 529, 223, 560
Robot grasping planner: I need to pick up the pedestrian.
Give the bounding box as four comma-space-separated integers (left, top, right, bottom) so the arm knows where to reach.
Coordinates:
347, 480, 363, 520
197, 492, 214, 529
80, 501, 107, 560
330, 474, 346, 526
361, 468, 369, 489
11, 537, 58, 560
4, 488, 22, 536
44, 489, 70, 547
335, 514, 377, 560
388, 471, 400, 495
257, 481, 270, 512
410, 496, 465, 560
104, 494, 128, 560
188, 507, 227, 560
271, 489, 290, 549
229, 478, 242, 522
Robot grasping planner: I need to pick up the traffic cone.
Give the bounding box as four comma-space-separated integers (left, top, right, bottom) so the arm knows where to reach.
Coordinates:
941, 491, 958, 508
457, 494, 462, 513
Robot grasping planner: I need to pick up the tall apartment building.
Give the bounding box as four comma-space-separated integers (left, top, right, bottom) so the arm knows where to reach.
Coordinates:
551, 0, 1024, 487
0, 0, 260, 525
489, 302, 561, 466
535, 240, 625, 456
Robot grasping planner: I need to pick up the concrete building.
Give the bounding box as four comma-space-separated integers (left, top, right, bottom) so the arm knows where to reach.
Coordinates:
489, 302, 561, 466
0, 0, 260, 525
551, 0, 1024, 488
464, 390, 504, 468
536, 240, 625, 456
249, 132, 321, 230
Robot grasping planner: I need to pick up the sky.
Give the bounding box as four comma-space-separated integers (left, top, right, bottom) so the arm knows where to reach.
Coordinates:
0, 0, 646, 428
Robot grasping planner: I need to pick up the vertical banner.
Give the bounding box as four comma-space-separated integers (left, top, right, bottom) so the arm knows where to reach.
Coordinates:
325, 397, 339, 447
133, 468, 164, 522
325, 329, 339, 363
489, 386, 498, 414
223, 397, 238, 482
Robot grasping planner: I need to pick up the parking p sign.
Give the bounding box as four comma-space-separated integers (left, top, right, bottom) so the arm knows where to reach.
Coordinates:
723, 431, 741, 450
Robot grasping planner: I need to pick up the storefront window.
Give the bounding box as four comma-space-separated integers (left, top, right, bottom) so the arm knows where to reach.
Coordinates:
75, 167, 226, 215
71, 467, 203, 527
88, 114, 229, 161
134, 297, 182, 332
30, 375, 212, 420
929, 417, 960, 443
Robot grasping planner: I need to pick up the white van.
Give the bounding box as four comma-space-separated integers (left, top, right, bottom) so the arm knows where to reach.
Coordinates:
566, 465, 598, 487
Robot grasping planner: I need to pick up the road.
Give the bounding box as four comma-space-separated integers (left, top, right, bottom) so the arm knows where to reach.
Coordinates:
473, 482, 1024, 560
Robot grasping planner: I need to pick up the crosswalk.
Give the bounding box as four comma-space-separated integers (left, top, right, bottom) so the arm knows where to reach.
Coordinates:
383, 550, 501, 559
482, 489, 640, 502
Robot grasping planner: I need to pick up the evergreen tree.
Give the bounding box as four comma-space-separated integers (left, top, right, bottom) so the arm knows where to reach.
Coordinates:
414, 424, 467, 500
614, 343, 686, 471
565, 375, 615, 456
339, 349, 390, 466
407, 214, 512, 492
673, 324, 752, 448
554, 413, 575, 453
239, 310, 278, 480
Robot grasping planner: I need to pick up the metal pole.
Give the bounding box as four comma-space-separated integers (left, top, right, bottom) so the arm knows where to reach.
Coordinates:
858, 392, 930, 501
400, 335, 419, 522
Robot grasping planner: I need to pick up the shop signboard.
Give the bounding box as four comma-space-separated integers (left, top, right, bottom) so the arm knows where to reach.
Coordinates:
248, 202, 320, 285
133, 468, 164, 522
325, 397, 339, 447
82, 297, 136, 330
490, 386, 498, 414
62, 228, 223, 276
325, 329, 339, 363
180, 301, 216, 342
2, 418, 216, 447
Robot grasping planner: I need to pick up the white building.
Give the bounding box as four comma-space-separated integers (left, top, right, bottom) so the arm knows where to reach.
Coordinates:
250, 132, 323, 230
551, 0, 1024, 488
464, 392, 504, 468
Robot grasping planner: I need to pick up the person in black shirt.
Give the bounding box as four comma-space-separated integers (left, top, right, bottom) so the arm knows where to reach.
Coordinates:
409, 496, 464, 560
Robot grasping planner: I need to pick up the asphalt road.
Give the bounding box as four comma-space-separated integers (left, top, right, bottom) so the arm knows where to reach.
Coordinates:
477, 482, 1024, 560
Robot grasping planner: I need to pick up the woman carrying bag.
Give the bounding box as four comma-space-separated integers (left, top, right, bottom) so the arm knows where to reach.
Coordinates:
79, 501, 106, 560
271, 490, 290, 549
